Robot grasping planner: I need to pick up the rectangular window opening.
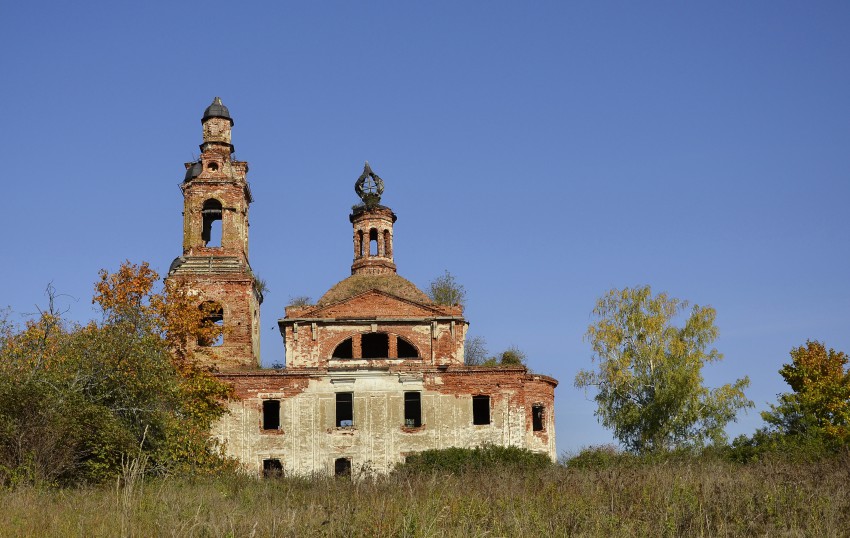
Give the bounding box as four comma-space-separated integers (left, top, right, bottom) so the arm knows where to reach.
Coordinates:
336, 392, 353, 427
262, 400, 280, 430
532, 404, 545, 432
472, 395, 490, 425
263, 458, 283, 478
334, 457, 352, 478
404, 391, 422, 427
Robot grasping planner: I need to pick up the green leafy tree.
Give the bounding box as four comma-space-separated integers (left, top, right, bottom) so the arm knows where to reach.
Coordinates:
762, 340, 850, 445
575, 286, 752, 453
0, 262, 235, 487
498, 345, 527, 366
427, 271, 466, 307
480, 345, 528, 367
464, 337, 527, 368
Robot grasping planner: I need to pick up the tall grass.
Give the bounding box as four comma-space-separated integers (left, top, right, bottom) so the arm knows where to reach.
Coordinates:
0, 454, 847, 537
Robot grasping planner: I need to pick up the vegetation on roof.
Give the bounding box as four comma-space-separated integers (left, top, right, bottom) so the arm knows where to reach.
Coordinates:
317, 274, 430, 306
287, 295, 313, 307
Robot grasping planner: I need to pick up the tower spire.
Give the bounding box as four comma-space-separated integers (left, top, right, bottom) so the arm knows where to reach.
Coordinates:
350, 163, 397, 275
354, 161, 384, 209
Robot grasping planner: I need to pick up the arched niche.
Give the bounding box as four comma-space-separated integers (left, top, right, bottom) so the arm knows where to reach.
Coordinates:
198, 300, 224, 347
201, 199, 223, 247
330, 333, 420, 360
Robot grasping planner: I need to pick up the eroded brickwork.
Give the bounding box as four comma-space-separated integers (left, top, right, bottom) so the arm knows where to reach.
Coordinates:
166, 98, 261, 370
281, 291, 466, 368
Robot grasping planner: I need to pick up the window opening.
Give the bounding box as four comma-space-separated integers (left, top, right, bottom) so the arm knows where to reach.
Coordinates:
472, 395, 491, 425
369, 228, 378, 256
263, 458, 283, 478
383, 229, 392, 257
357, 230, 364, 257
201, 199, 223, 247
334, 457, 352, 478
332, 338, 353, 359
404, 391, 422, 427
198, 301, 224, 347
262, 400, 280, 430
532, 405, 545, 431
397, 337, 419, 359
208, 162, 219, 171
361, 332, 389, 358
336, 392, 353, 427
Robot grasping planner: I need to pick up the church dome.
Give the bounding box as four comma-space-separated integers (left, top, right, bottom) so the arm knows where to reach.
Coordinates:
317, 273, 430, 306
202, 97, 233, 125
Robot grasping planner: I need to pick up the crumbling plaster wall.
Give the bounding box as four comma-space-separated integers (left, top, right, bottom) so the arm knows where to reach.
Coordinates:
213, 369, 556, 476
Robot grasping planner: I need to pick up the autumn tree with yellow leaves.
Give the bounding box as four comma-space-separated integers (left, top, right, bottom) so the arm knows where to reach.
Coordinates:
762, 340, 850, 445
0, 262, 234, 487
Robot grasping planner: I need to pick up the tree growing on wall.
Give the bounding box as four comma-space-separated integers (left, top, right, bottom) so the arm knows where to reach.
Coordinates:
428, 271, 466, 307
496, 346, 527, 366
463, 336, 527, 368
464, 336, 489, 365
287, 295, 313, 307
762, 340, 850, 445
575, 286, 752, 453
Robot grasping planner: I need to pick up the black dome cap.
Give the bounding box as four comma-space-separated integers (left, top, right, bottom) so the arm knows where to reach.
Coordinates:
184, 161, 203, 182
202, 97, 233, 125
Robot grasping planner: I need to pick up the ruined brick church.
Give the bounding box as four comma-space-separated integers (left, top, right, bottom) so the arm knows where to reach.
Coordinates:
166, 98, 557, 476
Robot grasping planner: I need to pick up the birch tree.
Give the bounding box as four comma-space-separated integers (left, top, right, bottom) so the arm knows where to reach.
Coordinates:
575, 286, 752, 453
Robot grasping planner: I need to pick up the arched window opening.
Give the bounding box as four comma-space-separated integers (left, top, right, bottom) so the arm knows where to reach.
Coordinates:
362, 332, 389, 358
357, 230, 364, 257
202, 199, 223, 247
332, 338, 353, 359
397, 337, 419, 359
383, 229, 392, 257
369, 228, 378, 256
198, 301, 224, 347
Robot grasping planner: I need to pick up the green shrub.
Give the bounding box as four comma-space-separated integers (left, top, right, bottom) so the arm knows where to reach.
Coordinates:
395, 445, 552, 475
563, 445, 627, 469
564, 444, 726, 469
722, 430, 837, 464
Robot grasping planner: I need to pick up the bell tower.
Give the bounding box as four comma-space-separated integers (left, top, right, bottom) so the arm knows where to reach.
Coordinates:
166, 97, 261, 370
350, 162, 397, 276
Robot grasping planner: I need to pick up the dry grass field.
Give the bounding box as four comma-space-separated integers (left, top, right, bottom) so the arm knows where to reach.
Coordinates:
0, 454, 847, 537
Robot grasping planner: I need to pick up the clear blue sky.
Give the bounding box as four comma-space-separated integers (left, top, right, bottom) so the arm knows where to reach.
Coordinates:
2, 1, 848, 455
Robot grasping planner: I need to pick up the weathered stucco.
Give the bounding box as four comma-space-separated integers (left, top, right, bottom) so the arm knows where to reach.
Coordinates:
214, 368, 556, 475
